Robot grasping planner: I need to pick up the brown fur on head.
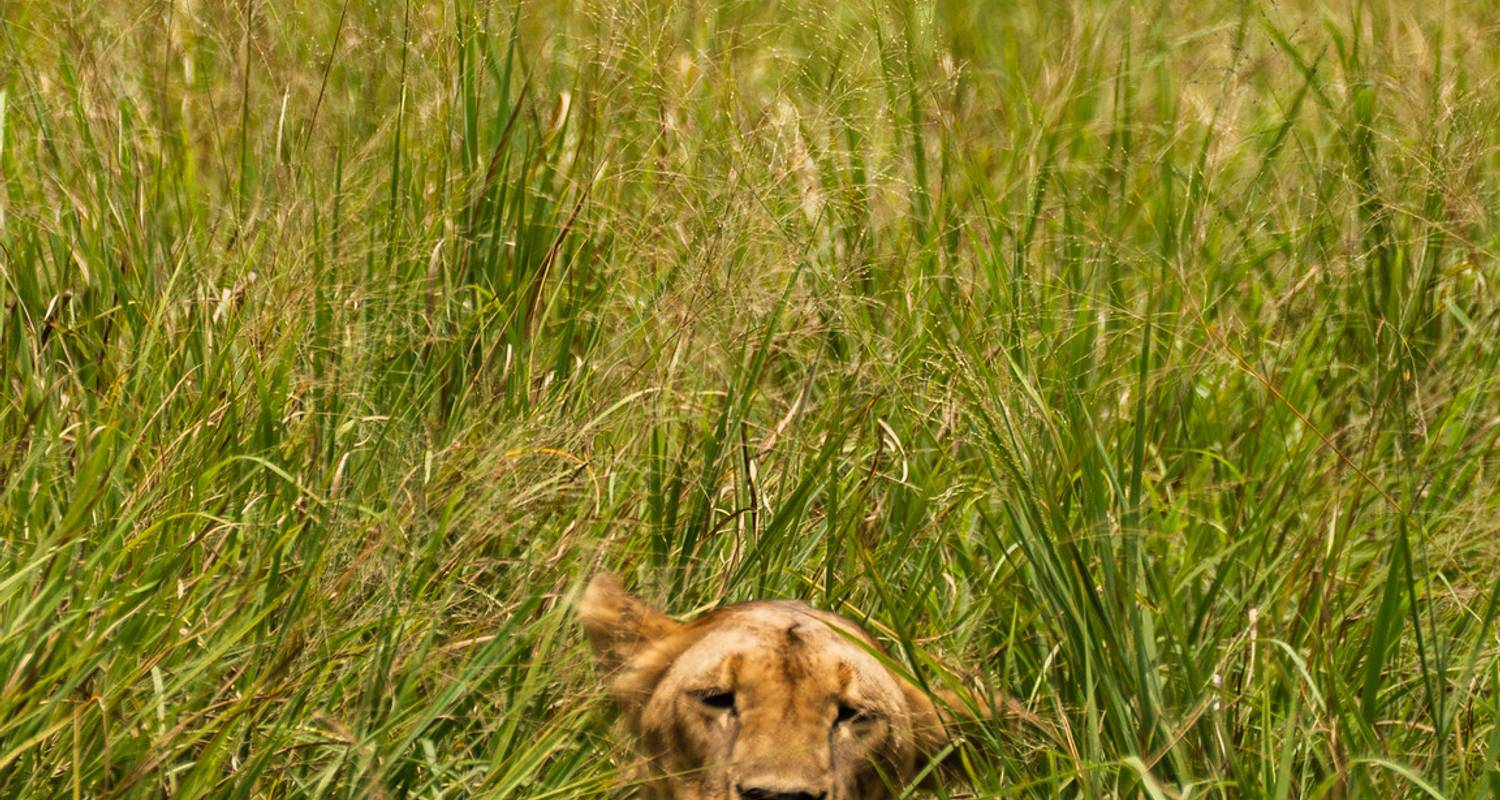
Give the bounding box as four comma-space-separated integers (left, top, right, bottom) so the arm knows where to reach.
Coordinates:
578, 572, 988, 800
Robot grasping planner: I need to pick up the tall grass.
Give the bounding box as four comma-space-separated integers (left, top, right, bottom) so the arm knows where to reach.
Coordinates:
2, 0, 1498, 796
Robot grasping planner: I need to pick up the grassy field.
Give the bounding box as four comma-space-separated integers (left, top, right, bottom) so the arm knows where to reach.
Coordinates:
3, 0, 1499, 796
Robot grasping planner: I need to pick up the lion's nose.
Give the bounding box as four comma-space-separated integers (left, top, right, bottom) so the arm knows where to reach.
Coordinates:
736, 786, 827, 800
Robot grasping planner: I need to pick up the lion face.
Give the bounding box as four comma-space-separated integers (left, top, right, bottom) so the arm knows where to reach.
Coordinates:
578, 573, 973, 800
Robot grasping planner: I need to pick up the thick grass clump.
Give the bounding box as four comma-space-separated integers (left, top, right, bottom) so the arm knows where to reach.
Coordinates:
2, 0, 1499, 797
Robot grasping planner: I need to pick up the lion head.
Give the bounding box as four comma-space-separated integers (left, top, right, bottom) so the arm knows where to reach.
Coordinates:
577, 573, 985, 799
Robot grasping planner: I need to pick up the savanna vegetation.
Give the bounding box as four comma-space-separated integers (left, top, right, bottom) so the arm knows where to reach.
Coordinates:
2, 0, 1499, 796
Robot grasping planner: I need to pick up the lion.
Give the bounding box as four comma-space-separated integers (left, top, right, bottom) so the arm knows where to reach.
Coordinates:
578, 572, 991, 799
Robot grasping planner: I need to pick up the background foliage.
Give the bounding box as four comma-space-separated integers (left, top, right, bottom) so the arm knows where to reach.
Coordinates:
2, 0, 1499, 796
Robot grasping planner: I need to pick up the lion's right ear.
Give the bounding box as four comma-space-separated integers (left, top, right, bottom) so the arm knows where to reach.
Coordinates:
577, 572, 682, 677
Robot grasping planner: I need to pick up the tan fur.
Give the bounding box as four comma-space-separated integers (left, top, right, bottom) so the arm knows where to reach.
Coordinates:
578, 573, 986, 799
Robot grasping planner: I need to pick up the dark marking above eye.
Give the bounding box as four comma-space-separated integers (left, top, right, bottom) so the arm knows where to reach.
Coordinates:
835, 703, 875, 725
698, 690, 736, 711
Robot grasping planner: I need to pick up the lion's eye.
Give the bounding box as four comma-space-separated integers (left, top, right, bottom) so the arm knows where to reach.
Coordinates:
835, 703, 875, 725
698, 691, 736, 711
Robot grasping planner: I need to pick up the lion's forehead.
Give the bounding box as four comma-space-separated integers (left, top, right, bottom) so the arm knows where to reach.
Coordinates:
659, 603, 905, 703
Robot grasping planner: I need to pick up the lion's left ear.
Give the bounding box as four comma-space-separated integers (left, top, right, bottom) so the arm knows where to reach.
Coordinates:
904, 685, 976, 745
901, 682, 996, 783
